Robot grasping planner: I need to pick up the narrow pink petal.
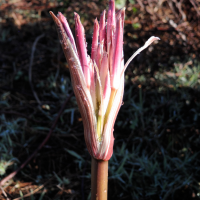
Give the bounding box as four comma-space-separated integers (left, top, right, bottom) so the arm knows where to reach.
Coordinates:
95, 44, 102, 71
100, 52, 108, 91
108, 28, 114, 75
98, 72, 111, 117
103, 74, 111, 101
100, 53, 111, 115
118, 9, 125, 74
99, 10, 106, 51
111, 18, 123, 90
91, 18, 99, 61
116, 8, 125, 31
74, 12, 90, 88
107, 0, 116, 56
57, 12, 77, 54
94, 61, 102, 105
89, 59, 97, 112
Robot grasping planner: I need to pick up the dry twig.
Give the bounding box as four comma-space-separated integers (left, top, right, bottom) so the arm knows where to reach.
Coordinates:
29, 33, 45, 106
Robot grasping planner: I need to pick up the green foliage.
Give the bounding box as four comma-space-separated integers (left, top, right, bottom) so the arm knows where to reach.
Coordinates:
111, 59, 200, 199
132, 23, 141, 30
155, 60, 200, 90
115, 0, 126, 9
0, 115, 26, 175
109, 142, 199, 199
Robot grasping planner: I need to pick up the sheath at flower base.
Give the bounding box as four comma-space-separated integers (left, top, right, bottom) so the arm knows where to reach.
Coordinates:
49, 0, 159, 161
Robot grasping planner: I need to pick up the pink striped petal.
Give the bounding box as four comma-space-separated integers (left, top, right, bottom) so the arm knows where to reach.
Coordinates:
100, 53, 111, 115
89, 59, 97, 112
100, 52, 109, 93
99, 10, 106, 51
95, 44, 102, 71
57, 12, 77, 54
107, 0, 116, 56
74, 12, 90, 89
111, 17, 123, 90
91, 18, 99, 61
116, 7, 125, 28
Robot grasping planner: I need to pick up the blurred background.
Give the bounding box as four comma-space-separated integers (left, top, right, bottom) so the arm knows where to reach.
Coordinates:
0, 0, 200, 199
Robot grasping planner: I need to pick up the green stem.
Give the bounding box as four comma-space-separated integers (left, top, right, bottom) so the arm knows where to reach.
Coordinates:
91, 157, 108, 200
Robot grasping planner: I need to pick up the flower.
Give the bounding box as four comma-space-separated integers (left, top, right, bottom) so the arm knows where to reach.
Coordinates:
50, 0, 159, 161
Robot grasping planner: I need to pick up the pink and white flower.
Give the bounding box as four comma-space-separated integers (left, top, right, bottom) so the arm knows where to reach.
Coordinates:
50, 0, 159, 160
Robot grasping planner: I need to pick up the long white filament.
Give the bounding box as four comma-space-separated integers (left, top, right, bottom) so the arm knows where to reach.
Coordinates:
122, 36, 160, 76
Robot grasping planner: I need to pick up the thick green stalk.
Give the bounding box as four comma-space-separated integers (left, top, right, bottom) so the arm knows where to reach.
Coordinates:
91, 157, 108, 200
